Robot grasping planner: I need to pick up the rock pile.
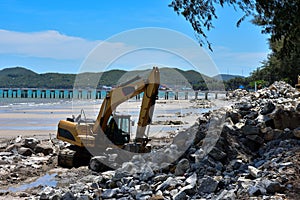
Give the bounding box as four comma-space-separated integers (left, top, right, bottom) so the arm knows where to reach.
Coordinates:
227, 81, 300, 100
190, 99, 214, 109
1, 81, 300, 199
0, 136, 58, 189
226, 89, 249, 100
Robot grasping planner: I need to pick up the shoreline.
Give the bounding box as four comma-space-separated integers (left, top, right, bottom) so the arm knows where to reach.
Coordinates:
0, 99, 219, 140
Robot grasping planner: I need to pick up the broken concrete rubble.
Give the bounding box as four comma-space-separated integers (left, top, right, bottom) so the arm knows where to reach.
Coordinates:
0, 81, 300, 199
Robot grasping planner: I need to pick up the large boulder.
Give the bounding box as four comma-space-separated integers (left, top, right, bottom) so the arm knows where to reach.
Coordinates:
260, 101, 276, 115
198, 176, 219, 194
175, 158, 190, 176
34, 144, 53, 155
24, 137, 40, 150
18, 147, 33, 156
241, 125, 260, 135
271, 107, 300, 130
293, 127, 300, 138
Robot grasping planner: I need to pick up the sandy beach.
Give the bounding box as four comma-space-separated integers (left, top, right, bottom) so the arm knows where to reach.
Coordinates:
0, 99, 217, 140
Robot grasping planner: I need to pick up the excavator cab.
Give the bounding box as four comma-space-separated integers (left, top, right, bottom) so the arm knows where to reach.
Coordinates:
105, 114, 131, 145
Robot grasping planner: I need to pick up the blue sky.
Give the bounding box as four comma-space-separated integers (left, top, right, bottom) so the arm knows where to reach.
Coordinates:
0, 0, 269, 76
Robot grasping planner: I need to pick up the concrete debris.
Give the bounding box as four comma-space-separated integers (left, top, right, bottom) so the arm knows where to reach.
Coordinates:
1, 81, 300, 199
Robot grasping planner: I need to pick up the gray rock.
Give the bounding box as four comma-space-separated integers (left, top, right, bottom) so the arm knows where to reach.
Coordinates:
254, 160, 265, 168
169, 189, 178, 197
24, 137, 39, 150
49, 193, 61, 200
198, 176, 219, 193
89, 156, 111, 172
245, 111, 259, 120
14, 135, 22, 143
208, 147, 227, 161
242, 125, 260, 135
101, 188, 119, 199
230, 159, 243, 170
16, 192, 29, 197
106, 180, 117, 189
140, 164, 154, 180
102, 170, 115, 180
140, 183, 151, 191
135, 191, 153, 199
256, 115, 274, 128
0, 152, 13, 156
185, 172, 197, 186
121, 161, 138, 174
293, 127, 300, 138
261, 127, 275, 141
172, 126, 196, 151
61, 191, 76, 200
296, 103, 300, 112
34, 144, 53, 155
228, 111, 242, 124
245, 119, 256, 126
173, 191, 187, 200
248, 185, 266, 196
260, 101, 276, 115
264, 180, 285, 194
155, 190, 163, 196
271, 107, 300, 130
216, 189, 236, 200
175, 173, 197, 196
156, 177, 178, 191
246, 135, 264, 144
18, 147, 33, 156
5, 143, 21, 152
235, 102, 253, 111
153, 174, 169, 183
175, 158, 190, 176
77, 195, 92, 200
222, 124, 236, 135
69, 182, 87, 194
40, 186, 55, 200
248, 166, 261, 178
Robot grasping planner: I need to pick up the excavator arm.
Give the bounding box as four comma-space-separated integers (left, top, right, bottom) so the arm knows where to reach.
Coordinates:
93, 67, 160, 144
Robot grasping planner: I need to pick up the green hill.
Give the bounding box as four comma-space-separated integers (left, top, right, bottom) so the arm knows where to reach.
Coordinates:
0, 66, 226, 90
0, 67, 37, 77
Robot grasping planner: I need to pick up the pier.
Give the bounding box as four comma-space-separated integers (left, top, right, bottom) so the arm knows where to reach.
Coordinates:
0, 88, 227, 100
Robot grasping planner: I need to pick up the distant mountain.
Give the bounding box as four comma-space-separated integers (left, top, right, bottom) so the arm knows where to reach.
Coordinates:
213, 74, 244, 81
0, 67, 37, 77
0, 66, 226, 90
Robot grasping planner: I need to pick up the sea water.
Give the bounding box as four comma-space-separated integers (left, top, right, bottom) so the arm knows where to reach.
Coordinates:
0, 98, 77, 135
0, 97, 214, 137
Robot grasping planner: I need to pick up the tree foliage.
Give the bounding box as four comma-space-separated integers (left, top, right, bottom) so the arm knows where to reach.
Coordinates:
250, 38, 300, 85
169, 0, 300, 57
170, 0, 300, 86
169, 0, 254, 50
253, 0, 300, 57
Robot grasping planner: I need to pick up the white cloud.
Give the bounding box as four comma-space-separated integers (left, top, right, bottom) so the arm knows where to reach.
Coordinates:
0, 29, 269, 76
0, 29, 124, 60
208, 46, 269, 75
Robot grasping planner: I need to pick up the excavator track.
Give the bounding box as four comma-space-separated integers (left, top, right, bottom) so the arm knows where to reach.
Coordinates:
58, 146, 91, 168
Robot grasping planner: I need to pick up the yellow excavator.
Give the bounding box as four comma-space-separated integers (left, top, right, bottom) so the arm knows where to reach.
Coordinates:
57, 67, 160, 170
296, 75, 300, 91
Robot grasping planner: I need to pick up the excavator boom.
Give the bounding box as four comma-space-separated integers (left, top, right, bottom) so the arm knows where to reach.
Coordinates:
93, 66, 160, 141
